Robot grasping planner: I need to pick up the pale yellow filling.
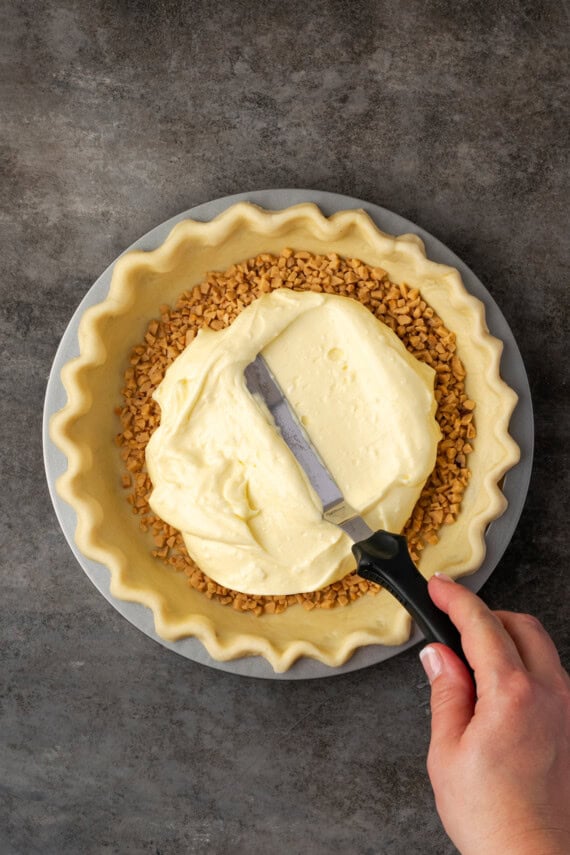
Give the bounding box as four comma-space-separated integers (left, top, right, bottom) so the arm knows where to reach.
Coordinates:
146, 289, 441, 595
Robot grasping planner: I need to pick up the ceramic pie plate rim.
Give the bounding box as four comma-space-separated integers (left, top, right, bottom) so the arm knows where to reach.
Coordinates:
43, 188, 533, 680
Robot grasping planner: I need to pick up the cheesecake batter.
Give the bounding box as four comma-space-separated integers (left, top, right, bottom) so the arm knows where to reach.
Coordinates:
146, 289, 441, 595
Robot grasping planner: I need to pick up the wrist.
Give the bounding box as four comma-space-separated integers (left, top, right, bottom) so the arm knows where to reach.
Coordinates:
462, 827, 570, 855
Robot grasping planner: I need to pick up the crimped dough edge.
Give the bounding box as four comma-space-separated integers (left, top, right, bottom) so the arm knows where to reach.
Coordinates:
50, 202, 520, 672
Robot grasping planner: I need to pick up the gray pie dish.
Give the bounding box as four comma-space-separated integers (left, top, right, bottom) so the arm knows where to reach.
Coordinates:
43, 188, 533, 680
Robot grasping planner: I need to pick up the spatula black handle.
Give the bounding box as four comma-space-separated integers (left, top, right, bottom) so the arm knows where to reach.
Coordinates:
352, 530, 474, 684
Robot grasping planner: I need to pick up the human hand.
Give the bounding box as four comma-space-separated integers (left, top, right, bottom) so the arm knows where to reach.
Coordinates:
420, 574, 570, 855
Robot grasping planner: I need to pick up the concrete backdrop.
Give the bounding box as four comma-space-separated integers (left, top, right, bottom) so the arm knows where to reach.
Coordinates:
2, 1, 568, 853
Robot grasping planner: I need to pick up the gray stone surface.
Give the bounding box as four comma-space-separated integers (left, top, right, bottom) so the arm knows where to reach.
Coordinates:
1, 1, 568, 853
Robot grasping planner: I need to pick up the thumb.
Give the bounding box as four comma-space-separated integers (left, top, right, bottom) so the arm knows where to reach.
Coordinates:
420, 643, 475, 751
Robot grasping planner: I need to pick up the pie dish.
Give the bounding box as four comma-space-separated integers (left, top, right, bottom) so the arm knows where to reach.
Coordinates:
49, 200, 520, 672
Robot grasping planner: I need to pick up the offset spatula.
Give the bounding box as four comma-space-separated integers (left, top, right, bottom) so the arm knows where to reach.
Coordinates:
245, 354, 473, 678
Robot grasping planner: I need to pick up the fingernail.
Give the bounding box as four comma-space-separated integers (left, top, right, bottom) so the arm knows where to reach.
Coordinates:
433, 572, 455, 583
420, 645, 443, 683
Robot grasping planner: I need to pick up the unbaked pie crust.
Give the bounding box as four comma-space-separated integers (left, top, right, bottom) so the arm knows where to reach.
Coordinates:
50, 203, 520, 672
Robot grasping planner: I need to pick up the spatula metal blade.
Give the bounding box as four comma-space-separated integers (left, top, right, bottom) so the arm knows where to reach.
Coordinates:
244, 354, 373, 543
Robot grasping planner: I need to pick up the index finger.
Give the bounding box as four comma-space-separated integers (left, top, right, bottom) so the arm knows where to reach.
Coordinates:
428, 575, 525, 692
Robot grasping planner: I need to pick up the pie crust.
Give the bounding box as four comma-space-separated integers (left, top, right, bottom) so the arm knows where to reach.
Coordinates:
50, 203, 520, 672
